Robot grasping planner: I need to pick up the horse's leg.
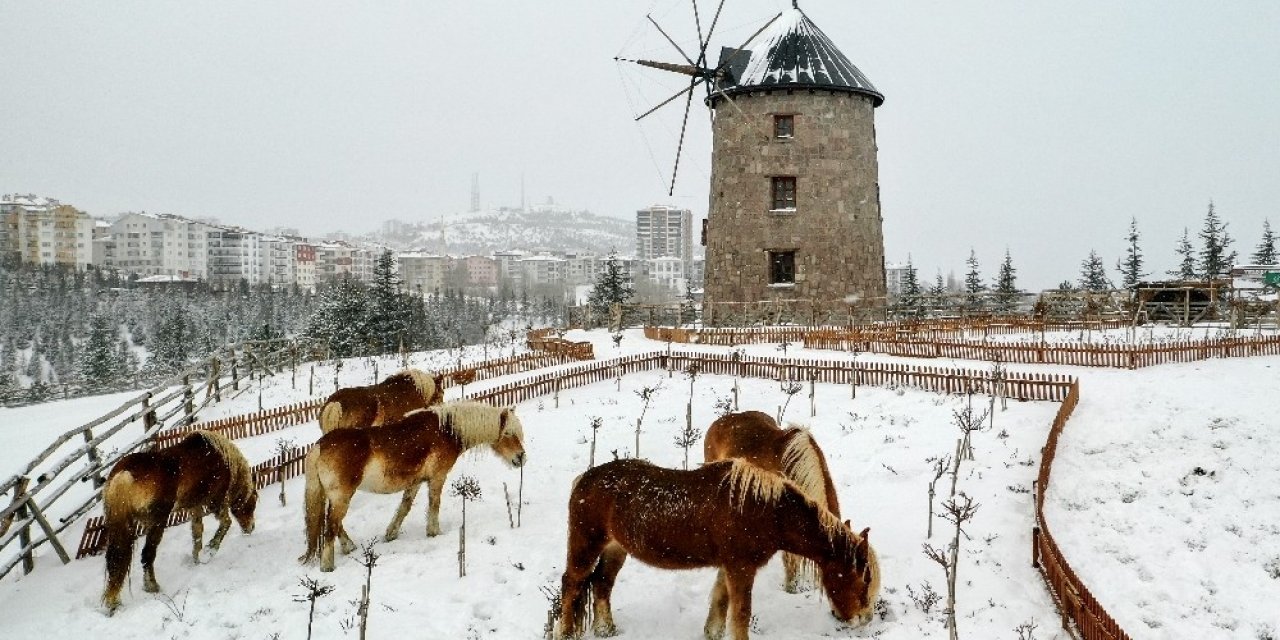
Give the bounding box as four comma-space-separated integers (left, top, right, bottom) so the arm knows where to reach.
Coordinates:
557, 534, 608, 639
383, 482, 422, 542
724, 567, 758, 640
589, 542, 628, 637
782, 552, 802, 593
322, 491, 353, 572
703, 569, 730, 640
140, 525, 167, 593
189, 508, 205, 563
208, 503, 233, 551
425, 474, 446, 537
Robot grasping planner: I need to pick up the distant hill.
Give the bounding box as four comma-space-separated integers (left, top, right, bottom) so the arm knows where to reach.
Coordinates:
376, 209, 635, 256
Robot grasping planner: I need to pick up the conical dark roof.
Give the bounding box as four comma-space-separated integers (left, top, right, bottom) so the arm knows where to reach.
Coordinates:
718, 8, 883, 106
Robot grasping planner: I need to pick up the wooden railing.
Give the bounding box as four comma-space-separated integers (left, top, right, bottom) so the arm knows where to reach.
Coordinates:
0, 337, 318, 580
645, 317, 1139, 347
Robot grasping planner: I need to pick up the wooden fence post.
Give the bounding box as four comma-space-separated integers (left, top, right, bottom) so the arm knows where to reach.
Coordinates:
230, 351, 240, 391
183, 375, 195, 425
13, 477, 34, 574
142, 393, 157, 433
81, 427, 106, 488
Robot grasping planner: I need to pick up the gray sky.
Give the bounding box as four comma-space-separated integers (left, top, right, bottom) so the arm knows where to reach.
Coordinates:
2, 0, 1277, 289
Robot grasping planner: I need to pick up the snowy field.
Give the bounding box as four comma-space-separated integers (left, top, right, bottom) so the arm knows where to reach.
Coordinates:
0, 360, 1064, 638
2, 327, 1277, 639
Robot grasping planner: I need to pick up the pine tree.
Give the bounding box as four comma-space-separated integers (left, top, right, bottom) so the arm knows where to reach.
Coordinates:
81, 313, 120, 388
1116, 217, 1147, 288
587, 252, 634, 318
1197, 202, 1235, 279
1252, 219, 1277, 265
902, 256, 922, 298
1078, 250, 1110, 291
994, 250, 1018, 311
306, 276, 370, 357
928, 273, 947, 309
150, 301, 192, 373
963, 249, 984, 309
1169, 228, 1196, 280
367, 250, 407, 353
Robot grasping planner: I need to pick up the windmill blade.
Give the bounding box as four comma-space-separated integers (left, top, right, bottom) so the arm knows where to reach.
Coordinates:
635, 80, 701, 121
669, 77, 699, 196
647, 14, 697, 68
712, 11, 784, 75
701, 0, 728, 58
692, 1, 704, 63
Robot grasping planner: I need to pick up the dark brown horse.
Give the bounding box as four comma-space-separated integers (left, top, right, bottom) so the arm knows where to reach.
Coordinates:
300, 400, 526, 572
705, 410, 840, 592
101, 430, 258, 614
319, 368, 445, 434
556, 459, 878, 640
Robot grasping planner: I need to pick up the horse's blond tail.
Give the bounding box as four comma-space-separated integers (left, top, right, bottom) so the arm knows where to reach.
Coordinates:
102, 470, 141, 608
299, 447, 327, 564
318, 402, 343, 434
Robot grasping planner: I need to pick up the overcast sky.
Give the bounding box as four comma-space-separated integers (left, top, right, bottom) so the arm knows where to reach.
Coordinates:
2, 1, 1277, 289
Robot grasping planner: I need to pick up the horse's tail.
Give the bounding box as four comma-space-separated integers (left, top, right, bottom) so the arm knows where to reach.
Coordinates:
102, 470, 143, 610
299, 447, 327, 564
318, 401, 343, 434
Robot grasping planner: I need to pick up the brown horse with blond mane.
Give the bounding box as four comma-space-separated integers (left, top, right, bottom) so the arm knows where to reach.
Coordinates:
318, 368, 445, 434
556, 458, 878, 640
299, 400, 526, 572
705, 410, 840, 592
101, 430, 258, 614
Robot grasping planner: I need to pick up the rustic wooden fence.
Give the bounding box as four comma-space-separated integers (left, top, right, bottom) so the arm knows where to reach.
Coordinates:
0, 337, 317, 580
645, 317, 1139, 347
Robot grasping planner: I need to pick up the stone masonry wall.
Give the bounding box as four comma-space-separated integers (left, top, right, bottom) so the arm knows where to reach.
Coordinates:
704, 90, 886, 310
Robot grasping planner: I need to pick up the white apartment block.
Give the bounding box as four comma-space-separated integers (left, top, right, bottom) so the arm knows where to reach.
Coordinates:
646, 256, 687, 291
519, 254, 565, 286
398, 252, 450, 294
636, 205, 694, 270
493, 250, 527, 286
885, 262, 912, 298
0, 194, 94, 268
563, 252, 600, 285
206, 227, 263, 288
295, 241, 317, 292
259, 236, 297, 288
317, 242, 375, 283
108, 212, 211, 279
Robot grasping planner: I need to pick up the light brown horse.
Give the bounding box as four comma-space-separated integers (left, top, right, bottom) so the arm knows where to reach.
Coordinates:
300, 400, 526, 572
705, 410, 840, 592
556, 459, 878, 640
318, 368, 445, 434
101, 430, 258, 614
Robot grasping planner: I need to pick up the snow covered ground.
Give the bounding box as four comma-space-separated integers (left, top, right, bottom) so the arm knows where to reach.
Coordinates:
0, 335, 1066, 639
2, 327, 1275, 639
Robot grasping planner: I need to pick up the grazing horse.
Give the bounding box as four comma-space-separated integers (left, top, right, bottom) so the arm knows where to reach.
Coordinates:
300, 400, 526, 572
556, 459, 878, 640
705, 410, 840, 592
318, 368, 445, 434
101, 430, 258, 614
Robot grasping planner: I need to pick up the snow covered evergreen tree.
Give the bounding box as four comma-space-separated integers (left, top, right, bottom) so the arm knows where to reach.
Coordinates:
588, 252, 633, 318
928, 273, 947, 309
901, 256, 922, 297
1169, 228, 1197, 280
149, 300, 193, 373
994, 250, 1018, 311
307, 276, 371, 357
962, 249, 985, 308
367, 250, 407, 353
1197, 202, 1235, 278
1251, 219, 1277, 265
1116, 217, 1147, 288
1078, 250, 1110, 291
81, 313, 120, 387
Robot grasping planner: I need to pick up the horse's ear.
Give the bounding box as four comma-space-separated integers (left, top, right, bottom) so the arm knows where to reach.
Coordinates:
860, 527, 870, 540
499, 407, 510, 431
844, 519, 852, 529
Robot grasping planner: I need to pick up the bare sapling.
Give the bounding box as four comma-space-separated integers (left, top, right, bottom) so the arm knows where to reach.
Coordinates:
450, 475, 482, 577
777, 340, 791, 356
730, 349, 743, 410
540, 582, 563, 640
1013, 618, 1038, 640
954, 392, 990, 462
777, 379, 804, 423
294, 576, 335, 640
849, 346, 861, 399
926, 455, 950, 538
588, 416, 603, 468
633, 382, 662, 458
611, 332, 624, 351
274, 437, 296, 506
452, 368, 477, 400
356, 541, 380, 640
674, 370, 702, 470
808, 370, 818, 417
988, 356, 1007, 429
922, 493, 980, 640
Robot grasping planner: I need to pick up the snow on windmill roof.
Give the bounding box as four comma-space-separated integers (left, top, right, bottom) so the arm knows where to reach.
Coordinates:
720, 7, 883, 106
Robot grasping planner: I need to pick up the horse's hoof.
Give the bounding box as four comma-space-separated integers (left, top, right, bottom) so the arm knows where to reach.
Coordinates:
142, 582, 160, 594
383, 532, 399, 542
594, 623, 618, 637
321, 564, 335, 573
426, 528, 441, 538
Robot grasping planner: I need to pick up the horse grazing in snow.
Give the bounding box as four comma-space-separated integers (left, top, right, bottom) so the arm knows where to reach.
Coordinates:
556, 458, 878, 640
318, 368, 445, 434
101, 430, 258, 614
705, 410, 841, 592
300, 400, 526, 572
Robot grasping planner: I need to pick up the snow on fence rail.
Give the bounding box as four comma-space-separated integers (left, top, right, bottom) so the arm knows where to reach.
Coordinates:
644, 317, 1138, 347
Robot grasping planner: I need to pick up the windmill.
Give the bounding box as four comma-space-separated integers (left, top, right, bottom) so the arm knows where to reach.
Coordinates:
616, 1, 783, 196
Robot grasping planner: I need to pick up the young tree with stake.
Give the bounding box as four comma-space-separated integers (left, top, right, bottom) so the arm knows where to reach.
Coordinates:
451, 475, 482, 577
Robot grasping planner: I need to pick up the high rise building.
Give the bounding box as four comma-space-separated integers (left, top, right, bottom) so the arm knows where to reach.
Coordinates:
0, 194, 94, 268
636, 205, 694, 268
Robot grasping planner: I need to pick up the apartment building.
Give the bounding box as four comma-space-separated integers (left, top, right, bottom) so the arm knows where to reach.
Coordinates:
0, 194, 94, 268
107, 212, 211, 278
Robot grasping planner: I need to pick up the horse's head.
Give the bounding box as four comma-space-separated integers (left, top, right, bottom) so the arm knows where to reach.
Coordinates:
820, 523, 879, 627
233, 485, 259, 534
492, 406, 527, 468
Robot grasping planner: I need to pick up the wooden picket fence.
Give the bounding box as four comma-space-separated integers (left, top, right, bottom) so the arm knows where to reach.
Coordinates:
804, 333, 1280, 369
645, 317, 1139, 347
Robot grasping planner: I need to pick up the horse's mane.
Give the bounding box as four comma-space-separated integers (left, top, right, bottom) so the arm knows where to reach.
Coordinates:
396, 368, 439, 402
194, 430, 256, 503
431, 401, 521, 449
780, 426, 834, 516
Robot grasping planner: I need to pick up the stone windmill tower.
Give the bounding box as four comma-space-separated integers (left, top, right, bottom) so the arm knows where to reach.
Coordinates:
624, 2, 887, 321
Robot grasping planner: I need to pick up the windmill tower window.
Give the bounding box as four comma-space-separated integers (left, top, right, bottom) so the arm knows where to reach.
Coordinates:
773, 114, 794, 139
768, 250, 796, 285
771, 177, 798, 212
